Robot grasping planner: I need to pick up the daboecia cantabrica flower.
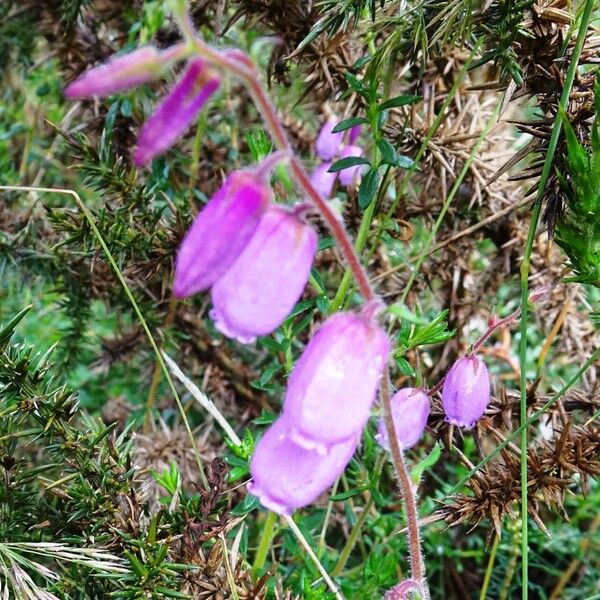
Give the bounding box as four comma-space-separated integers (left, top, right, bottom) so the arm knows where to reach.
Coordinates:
248, 417, 359, 516
376, 387, 430, 451
210, 205, 317, 343
174, 170, 271, 297
441, 355, 490, 428
282, 311, 390, 453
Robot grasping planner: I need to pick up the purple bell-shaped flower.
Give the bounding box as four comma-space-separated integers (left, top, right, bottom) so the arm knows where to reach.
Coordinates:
134, 58, 220, 166
248, 417, 359, 515
441, 355, 490, 428
282, 311, 390, 453
210, 206, 317, 343
376, 387, 430, 451
173, 170, 270, 297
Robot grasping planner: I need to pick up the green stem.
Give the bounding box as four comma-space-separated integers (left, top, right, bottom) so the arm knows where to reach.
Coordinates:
329, 195, 378, 313
331, 497, 374, 577
252, 511, 277, 579
516, 1, 595, 595
331, 454, 385, 576
479, 533, 500, 600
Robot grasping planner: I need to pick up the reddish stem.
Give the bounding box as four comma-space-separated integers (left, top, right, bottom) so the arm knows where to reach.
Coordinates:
381, 368, 430, 598
183, 27, 376, 303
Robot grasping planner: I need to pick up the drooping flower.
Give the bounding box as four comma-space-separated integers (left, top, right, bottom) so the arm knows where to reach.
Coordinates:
64, 46, 164, 98
248, 416, 358, 515
210, 206, 317, 343
173, 170, 270, 297
337, 144, 365, 186
310, 161, 337, 199
376, 388, 430, 451
134, 58, 221, 166
441, 355, 490, 428
283, 311, 390, 452
315, 117, 344, 161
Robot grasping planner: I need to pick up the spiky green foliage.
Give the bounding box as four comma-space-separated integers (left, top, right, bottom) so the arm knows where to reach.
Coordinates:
555, 74, 600, 286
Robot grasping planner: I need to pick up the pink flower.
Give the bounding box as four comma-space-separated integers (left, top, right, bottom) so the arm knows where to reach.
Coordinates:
337, 144, 365, 186
442, 355, 490, 427
64, 46, 164, 98
210, 206, 317, 343
310, 162, 337, 199
376, 388, 430, 451
174, 170, 270, 297
248, 417, 358, 515
315, 117, 344, 161
134, 58, 220, 166
283, 312, 390, 452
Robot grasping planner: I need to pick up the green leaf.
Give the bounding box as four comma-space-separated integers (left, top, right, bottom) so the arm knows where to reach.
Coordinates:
328, 156, 371, 173
231, 493, 260, 516
388, 303, 428, 325
394, 356, 415, 377
358, 168, 380, 209
411, 442, 442, 485
378, 94, 422, 111
394, 155, 419, 170
377, 138, 398, 165
330, 487, 368, 501
0, 305, 32, 349
345, 72, 368, 97
331, 117, 369, 133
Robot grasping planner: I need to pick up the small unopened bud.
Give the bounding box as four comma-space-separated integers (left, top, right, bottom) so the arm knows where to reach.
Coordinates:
441, 355, 490, 428
376, 388, 430, 451
384, 579, 423, 599
134, 58, 220, 166
210, 206, 317, 343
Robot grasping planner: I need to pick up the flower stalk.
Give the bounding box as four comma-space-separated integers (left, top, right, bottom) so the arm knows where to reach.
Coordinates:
381, 368, 429, 598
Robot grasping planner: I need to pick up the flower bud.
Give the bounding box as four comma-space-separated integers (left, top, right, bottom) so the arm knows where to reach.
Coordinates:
134, 58, 220, 166
174, 170, 270, 297
338, 144, 364, 186
65, 47, 164, 98
248, 417, 358, 515
283, 312, 390, 452
210, 206, 317, 343
376, 388, 430, 451
310, 162, 337, 199
315, 118, 344, 161
441, 355, 490, 428
384, 580, 423, 600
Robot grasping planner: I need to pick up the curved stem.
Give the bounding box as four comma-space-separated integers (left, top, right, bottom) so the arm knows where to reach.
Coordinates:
381, 368, 429, 597
252, 511, 277, 579
183, 29, 376, 303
